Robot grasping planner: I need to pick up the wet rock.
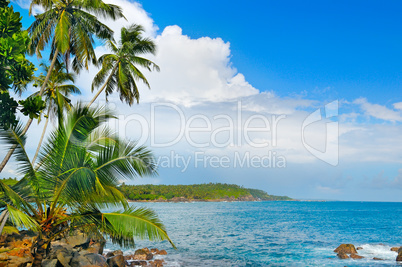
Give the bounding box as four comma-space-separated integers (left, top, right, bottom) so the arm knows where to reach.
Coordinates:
350, 253, 364, 259
391, 246, 401, 252
133, 249, 153, 260
356, 247, 363, 250
397, 247, 402, 261
337, 252, 349, 259
149, 259, 164, 267
156, 249, 167, 255
129, 261, 147, 266
334, 244, 357, 254
150, 248, 159, 254
107, 254, 125, 267
373, 257, 384, 260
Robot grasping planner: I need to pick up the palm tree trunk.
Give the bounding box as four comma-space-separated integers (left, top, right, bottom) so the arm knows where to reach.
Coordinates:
87, 63, 118, 107
32, 110, 50, 164
0, 210, 9, 236
0, 48, 59, 173
32, 237, 45, 267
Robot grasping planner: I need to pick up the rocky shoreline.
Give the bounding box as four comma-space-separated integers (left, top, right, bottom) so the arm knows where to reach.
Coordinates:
333, 243, 402, 262
0, 230, 168, 267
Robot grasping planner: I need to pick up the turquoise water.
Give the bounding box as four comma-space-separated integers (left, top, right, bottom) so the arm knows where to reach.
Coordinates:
106, 201, 402, 266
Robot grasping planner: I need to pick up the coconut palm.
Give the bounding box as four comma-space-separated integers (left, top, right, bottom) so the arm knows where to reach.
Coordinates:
0, 0, 124, 173
31, 62, 81, 164
0, 105, 174, 266
89, 24, 159, 106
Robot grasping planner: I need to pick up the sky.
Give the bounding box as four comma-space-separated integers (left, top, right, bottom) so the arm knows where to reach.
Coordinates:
4, 0, 402, 201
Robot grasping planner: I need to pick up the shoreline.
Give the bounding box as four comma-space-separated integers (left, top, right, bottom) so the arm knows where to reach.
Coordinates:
127, 197, 297, 203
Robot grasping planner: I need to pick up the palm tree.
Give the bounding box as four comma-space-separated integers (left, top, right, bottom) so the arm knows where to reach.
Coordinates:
31, 62, 81, 164
0, 105, 174, 266
89, 24, 159, 106
0, 0, 124, 172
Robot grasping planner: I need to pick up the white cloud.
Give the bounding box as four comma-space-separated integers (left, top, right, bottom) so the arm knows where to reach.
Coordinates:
393, 102, 402, 110
138, 25, 258, 106
354, 97, 402, 122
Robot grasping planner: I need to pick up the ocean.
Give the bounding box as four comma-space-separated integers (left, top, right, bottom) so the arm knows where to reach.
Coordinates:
105, 201, 402, 266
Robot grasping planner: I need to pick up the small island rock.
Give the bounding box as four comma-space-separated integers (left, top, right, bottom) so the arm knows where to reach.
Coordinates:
334, 244, 357, 254
391, 246, 401, 252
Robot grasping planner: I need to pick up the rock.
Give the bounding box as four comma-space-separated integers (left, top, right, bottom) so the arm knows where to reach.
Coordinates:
8, 255, 32, 266
350, 253, 364, 259
157, 249, 167, 255
57, 250, 73, 266
111, 250, 123, 256
149, 259, 164, 267
42, 259, 58, 267
150, 248, 159, 254
337, 252, 349, 259
64, 231, 90, 247
373, 257, 384, 260
334, 244, 357, 254
106, 251, 115, 258
397, 248, 402, 261
391, 247, 400, 252
356, 247, 363, 250
107, 255, 125, 267
84, 253, 108, 266
70, 254, 92, 267
133, 249, 153, 260
62, 231, 106, 254
129, 261, 147, 266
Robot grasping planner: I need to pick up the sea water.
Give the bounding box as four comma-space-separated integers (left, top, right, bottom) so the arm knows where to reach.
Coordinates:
105, 201, 402, 266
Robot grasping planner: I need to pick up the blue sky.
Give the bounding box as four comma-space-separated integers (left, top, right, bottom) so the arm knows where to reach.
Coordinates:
138, 0, 402, 103
6, 0, 402, 201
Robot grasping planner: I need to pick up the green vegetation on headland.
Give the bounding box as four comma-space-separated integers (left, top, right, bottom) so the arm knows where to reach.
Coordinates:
118, 183, 293, 202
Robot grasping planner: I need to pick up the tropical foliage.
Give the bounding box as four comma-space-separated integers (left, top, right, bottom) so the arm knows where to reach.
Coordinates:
0, 0, 35, 93
0, 106, 174, 266
31, 62, 81, 163
119, 183, 293, 201
0, 1, 173, 265
1, 0, 124, 173
89, 24, 159, 106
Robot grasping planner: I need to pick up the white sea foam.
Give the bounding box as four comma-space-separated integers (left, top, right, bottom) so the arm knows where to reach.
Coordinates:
357, 244, 398, 260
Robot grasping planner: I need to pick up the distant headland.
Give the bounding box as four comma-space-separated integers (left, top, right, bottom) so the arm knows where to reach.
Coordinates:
118, 183, 293, 202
